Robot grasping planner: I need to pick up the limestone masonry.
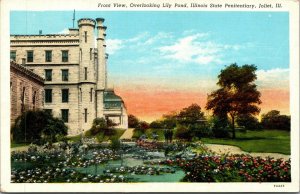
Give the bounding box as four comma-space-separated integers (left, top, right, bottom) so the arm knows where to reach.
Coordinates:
10, 18, 128, 135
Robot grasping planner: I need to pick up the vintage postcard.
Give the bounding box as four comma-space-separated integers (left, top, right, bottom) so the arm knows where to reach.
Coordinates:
0, 0, 299, 192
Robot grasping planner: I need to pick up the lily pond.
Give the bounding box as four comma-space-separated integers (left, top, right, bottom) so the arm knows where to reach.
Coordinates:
11, 140, 291, 183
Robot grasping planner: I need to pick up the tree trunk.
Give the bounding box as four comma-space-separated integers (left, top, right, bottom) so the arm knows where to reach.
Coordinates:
231, 114, 236, 139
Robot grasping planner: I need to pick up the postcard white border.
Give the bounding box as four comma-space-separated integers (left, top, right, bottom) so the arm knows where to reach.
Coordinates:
1, 0, 299, 192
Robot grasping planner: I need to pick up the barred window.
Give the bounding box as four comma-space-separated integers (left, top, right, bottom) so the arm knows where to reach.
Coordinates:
61, 109, 69, 123
45, 69, 52, 81
62, 69, 69, 81
62, 89, 69, 103
27, 51, 33, 62
45, 50, 52, 62
62, 50, 68, 62
45, 89, 52, 103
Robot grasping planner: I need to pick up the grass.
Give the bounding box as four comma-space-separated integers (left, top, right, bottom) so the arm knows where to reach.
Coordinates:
84, 128, 126, 143
201, 130, 290, 155
11, 142, 30, 148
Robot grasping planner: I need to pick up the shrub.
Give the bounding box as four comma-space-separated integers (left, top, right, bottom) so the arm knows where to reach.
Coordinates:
175, 125, 192, 141
209, 116, 230, 138
11, 110, 68, 144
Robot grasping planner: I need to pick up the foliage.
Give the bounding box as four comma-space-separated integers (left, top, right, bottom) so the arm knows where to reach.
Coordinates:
149, 120, 164, 129
178, 156, 291, 182
208, 116, 230, 138
110, 138, 121, 151
11, 110, 67, 144
87, 117, 117, 137
164, 129, 174, 143
177, 103, 205, 126
161, 112, 177, 129
261, 110, 290, 131
206, 63, 261, 138
128, 114, 139, 128
175, 125, 193, 141
236, 114, 261, 130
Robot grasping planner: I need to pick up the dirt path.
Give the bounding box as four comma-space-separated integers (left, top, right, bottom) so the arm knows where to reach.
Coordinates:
120, 128, 135, 139
205, 143, 290, 160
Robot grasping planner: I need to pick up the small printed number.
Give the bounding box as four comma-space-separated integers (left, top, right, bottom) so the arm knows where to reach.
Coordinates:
274, 185, 285, 187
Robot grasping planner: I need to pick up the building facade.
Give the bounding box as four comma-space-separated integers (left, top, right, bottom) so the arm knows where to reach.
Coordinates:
10, 18, 128, 135
10, 60, 44, 126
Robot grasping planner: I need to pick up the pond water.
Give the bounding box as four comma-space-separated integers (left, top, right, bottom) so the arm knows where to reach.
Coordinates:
75, 152, 185, 182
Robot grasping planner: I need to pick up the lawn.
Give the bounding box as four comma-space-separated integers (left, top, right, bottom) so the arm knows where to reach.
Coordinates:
201, 130, 290, 155
11, 142, 30, 148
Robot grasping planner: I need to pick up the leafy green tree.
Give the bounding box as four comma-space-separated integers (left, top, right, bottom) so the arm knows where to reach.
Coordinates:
206, 63, 261, 138
161, 112, 177, 129
128, 114, 139, 128
177, 103, 205, 126
175, 125, 192, 141
12, 110, 67, 144
261, 110, 290, 131
149, 120, 163, 129
236, 114, 261, 130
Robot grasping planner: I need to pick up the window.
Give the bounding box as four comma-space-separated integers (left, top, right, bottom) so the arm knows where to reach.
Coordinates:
32, 91, 36, 110
10, 51, 16, 61
61, 109, 69, 123
84, 67, 87, 80
84, 31, 87, 43
21, 87, 26, 113
62, 69, 69, 81
27, 51, 33, 62
84, 108, 87, 123
45, 50, 52, 62
45, 69, 52, 81
90, 88, 93, 102
90, 48, 92, 60
45, 89, 52, 103
62, 50, 68, 62
44, 109, 52, 115
62, 89, 69, 103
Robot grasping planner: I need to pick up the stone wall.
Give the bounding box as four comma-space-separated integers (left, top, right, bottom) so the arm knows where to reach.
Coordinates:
10, 61, 44, 126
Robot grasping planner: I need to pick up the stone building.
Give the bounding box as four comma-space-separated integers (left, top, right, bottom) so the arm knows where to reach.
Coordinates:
10, 18, 128, 135
10, 60, 44, 126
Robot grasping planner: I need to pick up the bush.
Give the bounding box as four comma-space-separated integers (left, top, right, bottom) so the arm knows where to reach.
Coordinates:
11, 110, 68, 144
237, 114, 262, 130
209, 116, 230, 138
175, 125, 192, 141
189, 123, 212, 139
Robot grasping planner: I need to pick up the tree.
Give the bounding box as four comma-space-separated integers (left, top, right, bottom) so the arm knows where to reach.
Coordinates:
161, 112, 177, 129
177, 103, 205, 126
128, 114, 139, 128
236, 114, 261, 130
149, 120, 163, 129
206, 63, 261, 138
261, 110, 290, 130
12, 110, 68, 144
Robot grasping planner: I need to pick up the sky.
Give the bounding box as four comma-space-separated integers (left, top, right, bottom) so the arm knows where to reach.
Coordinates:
10, 11, 290, 122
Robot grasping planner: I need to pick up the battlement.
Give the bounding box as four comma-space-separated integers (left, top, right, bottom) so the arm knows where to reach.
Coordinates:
78, 18, 96, 27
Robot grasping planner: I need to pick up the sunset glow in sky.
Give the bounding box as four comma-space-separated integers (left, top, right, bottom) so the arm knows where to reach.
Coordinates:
11, 11, 290, 122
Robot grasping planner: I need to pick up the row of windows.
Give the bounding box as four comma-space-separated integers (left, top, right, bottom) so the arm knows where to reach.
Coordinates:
45, 69, 69, 81
45, 68, 88, 81
10, 50, 69, 63
44, 88, 94, 103
44, 108, 88, 123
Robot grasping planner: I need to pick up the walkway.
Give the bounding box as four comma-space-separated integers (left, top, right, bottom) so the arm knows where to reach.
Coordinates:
120, 128, 135, 139
205, 143, 290, 161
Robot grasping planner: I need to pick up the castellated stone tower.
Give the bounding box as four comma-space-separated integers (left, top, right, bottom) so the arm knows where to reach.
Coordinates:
78, 19, 97, 132
95, 18, 106, 118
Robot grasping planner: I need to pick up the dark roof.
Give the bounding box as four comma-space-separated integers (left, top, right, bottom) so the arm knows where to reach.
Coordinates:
104, 89, 123, 102
10, 60, 44, 84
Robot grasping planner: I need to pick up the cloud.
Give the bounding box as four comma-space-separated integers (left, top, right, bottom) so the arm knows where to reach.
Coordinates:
256, 68, 289, 89
106, 39, 124, 54
58, 28, 69, 34
158, 33, 241, 65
